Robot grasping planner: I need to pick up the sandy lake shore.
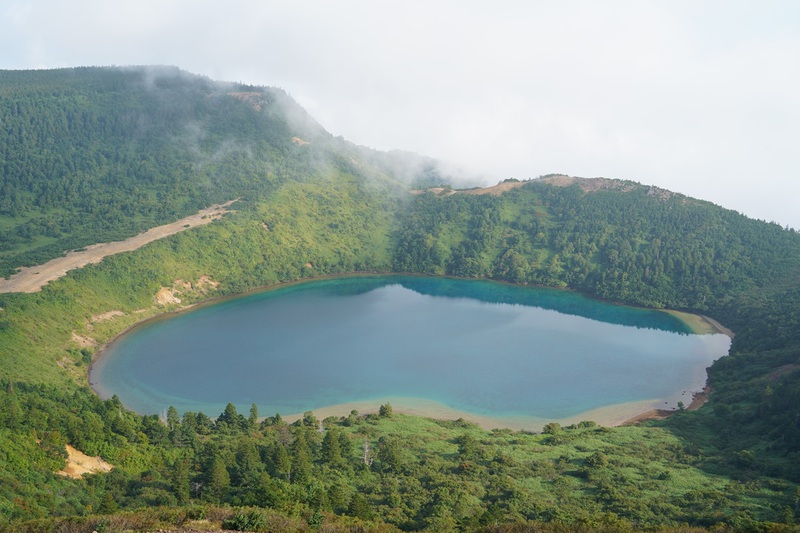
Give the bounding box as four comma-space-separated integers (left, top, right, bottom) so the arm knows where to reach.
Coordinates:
277, 396, 690, 432
665, 309, 735, 338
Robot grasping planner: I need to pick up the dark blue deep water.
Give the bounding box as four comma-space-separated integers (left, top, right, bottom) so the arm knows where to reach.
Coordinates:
91, 276, 729, 426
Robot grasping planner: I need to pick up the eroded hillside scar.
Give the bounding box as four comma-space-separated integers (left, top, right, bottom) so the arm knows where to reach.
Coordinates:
0, 200, 238, 294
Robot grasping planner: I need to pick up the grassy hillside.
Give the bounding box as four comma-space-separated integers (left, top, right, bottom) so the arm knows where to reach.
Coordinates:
0, 66, 437, 277
1, 67, 799, 531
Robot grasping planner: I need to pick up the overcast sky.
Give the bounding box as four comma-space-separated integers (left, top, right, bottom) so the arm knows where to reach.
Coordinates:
3, 1, 799, 228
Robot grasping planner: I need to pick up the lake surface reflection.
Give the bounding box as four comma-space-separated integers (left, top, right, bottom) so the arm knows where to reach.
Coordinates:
91, 276, 730, 428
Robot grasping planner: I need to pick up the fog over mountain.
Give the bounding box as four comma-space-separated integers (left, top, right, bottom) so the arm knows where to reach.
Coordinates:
3, 0, 799, 228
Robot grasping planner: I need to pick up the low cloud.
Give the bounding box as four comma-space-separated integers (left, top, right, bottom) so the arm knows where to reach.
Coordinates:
2, 0, 799, 228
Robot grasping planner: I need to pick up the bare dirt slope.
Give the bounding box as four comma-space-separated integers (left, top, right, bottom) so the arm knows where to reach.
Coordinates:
460, 180, 527, 196
410, 180, 527, 197
57, 444, 113, 479
0, 200, 237, 294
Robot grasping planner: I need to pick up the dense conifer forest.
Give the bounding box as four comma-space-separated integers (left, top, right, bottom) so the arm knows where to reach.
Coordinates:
1, 67, 799, 532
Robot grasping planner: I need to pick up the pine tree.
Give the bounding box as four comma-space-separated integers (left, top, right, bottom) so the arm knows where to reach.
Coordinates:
205, 456, 231, 503
166, 405, 180, 432
274, 443, 292, 482
291, 431, 313, 483
171, 457, 191, 504
248, 403, 259, 428
321, 428, 343, 465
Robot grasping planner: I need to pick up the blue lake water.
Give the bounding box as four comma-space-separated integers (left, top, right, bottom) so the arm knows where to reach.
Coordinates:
91, 276, 730, 427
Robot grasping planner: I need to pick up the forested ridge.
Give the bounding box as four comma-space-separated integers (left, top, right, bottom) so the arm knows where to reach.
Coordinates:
0, 67, 435, 278
1, 67, 799, 532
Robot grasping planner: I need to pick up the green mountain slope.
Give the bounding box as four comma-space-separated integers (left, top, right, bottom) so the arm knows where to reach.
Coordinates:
0, 67, 799, 531
0, 66, 439, 277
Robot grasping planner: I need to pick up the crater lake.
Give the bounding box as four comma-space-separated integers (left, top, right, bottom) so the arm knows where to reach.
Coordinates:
90, 276, 730, 429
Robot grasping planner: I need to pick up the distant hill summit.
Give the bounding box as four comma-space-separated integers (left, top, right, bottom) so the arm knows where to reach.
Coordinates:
535, 174, 678, 198
414, 175, 683, 201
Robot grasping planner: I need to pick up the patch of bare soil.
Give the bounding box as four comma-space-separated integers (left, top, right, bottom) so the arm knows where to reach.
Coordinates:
0, 200, 237, 294
91, 310, 126, 323
155, 287, 181, 306
291, 136, 310, 145
71, 332, 98, 348
196, 275, 219, 291
410, 181, 527, 197
461, 181, 527, 196
154, 275, 221, 307
57, 444, 113, 479
409, 187, 457, 196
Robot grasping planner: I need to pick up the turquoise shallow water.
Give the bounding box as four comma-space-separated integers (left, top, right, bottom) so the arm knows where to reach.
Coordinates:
91, 276, 730, 424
